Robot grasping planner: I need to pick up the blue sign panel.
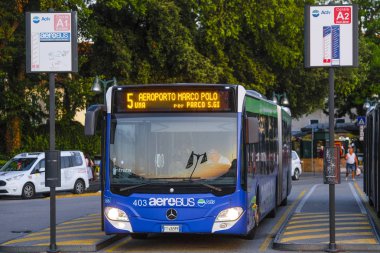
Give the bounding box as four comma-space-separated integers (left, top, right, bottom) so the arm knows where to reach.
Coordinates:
357, 116, 366, 126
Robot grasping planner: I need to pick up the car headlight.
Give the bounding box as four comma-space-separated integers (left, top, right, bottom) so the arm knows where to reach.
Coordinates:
105, 207, 129, 222
5, 174, 24, 181
215, 207, 243, 222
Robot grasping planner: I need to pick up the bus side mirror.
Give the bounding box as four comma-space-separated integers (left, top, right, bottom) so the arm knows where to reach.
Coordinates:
85, 105, 106, 136
246, 117, 259, 144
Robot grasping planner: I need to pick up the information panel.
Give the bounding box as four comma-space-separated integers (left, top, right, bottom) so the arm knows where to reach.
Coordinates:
26, 12, 78, 73
113, 86, 235, 113
305, 5, 358, 68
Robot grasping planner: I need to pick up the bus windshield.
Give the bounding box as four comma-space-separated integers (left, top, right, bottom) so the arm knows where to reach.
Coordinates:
109, 113, 237, 192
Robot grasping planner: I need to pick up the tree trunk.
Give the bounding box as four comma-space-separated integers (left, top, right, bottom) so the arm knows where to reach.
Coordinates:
5, 116, 21, 155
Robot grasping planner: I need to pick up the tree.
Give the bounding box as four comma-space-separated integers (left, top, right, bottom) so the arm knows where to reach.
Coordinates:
0, 0, 94, 156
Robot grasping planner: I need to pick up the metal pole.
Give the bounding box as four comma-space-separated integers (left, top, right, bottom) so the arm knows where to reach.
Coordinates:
312, 128, 314, 176
328, 67, 337, 252
101, 85, 106, 231
103, 82, 107, 104
48, 72, 58, 253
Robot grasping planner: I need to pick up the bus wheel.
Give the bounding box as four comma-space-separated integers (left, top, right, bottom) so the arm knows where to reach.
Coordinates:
242, 227, 256, 240
22, 183, 35, 199
268, 205, 277, 218
73, 179, 85, 194
281, 197, 288, 206
131, 233, 148, 239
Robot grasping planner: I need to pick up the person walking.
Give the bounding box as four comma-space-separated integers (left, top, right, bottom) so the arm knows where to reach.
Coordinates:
345, 146, 358, 181
85, 154, 94, 182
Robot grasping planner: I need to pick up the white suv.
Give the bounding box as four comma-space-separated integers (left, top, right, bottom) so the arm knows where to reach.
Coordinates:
0, 151, 89, 199
291, 151, 302, 180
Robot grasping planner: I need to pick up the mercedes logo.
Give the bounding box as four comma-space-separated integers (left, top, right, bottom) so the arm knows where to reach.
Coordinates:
166, 208, 177, 220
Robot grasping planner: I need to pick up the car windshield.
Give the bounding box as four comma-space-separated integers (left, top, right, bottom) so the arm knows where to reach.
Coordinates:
109, 113, 237, 188
0, 157, 37, 172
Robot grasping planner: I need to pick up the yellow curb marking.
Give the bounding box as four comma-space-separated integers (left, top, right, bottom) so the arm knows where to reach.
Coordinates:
284, 226, 371, 236
286, 221, 369, 230
280, 232, 374, 243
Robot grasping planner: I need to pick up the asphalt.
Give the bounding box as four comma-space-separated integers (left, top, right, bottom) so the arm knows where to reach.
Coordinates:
273, 174, 380, 252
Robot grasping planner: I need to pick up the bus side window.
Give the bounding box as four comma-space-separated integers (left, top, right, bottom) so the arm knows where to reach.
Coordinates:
246, 116, 259, 175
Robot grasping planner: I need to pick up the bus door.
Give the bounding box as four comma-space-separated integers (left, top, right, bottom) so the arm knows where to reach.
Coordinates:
245, 115, 259, 227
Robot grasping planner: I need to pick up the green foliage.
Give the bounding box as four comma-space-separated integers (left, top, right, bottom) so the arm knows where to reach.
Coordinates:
0, 0, 379, 156
19, 121, 100, 157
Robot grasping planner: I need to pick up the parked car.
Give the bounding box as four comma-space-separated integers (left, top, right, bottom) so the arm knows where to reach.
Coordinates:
291, 150, 302, 180
0, 151, 89, 199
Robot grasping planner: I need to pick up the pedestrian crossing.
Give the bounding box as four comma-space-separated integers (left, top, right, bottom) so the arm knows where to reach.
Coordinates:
279, 212, 378, 244
0, 214, 118, 252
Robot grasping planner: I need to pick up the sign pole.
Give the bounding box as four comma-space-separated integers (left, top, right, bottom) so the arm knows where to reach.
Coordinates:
26, 8, 77, 253
48, 72, 59, 253
328, 67, 337, 252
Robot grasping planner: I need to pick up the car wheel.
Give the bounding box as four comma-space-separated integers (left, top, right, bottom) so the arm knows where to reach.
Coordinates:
73, 179, 85, 194
292, 168, 300, 180
22, 183, 35, 199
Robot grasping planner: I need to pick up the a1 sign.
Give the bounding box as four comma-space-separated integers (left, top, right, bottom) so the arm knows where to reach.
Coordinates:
54, 14, 70, 31
334, 7, 351, 24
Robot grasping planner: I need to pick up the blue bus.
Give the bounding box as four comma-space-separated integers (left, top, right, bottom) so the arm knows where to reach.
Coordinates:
85, 84, 291, 239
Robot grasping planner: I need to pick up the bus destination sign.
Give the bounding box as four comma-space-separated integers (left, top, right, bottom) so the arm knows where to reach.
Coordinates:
114, 87, 235, 113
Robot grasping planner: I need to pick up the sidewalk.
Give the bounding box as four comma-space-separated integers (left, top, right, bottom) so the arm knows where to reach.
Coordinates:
273, 179, 380, 251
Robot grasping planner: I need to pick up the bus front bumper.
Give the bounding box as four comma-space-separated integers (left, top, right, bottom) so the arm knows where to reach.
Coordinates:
104, 211, 247, 235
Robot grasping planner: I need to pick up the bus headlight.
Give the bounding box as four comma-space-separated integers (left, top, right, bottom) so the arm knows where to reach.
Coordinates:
105, 207, 129, 222
215, 207, 243, 222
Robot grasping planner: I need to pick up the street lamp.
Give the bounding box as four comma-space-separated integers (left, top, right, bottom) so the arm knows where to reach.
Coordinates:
91, 76, 117, 103
363, 94, 379, 111
272, 92, 289, 106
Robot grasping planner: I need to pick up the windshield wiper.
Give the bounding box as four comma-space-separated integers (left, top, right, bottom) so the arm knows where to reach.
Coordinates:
118, 178, 169, 192
198, 182, 222, 192
118, 179, 222, 192
119, 183, 153, 192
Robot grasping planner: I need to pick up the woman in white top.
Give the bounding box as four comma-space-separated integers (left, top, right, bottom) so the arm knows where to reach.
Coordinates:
345, 146, 358, 181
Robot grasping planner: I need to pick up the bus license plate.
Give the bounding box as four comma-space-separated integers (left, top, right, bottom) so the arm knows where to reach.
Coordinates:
161, 225, 181, 233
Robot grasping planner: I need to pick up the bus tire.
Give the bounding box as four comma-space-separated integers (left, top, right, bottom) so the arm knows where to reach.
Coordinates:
268, 205, 277, 218
281, 197, 287, 206
131, 233, 148, 239
22, 183, 35, 199
73, 179, 85, 194
242, 227, 256, 240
